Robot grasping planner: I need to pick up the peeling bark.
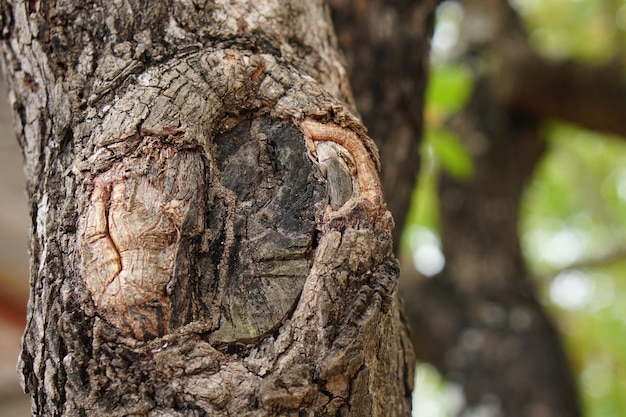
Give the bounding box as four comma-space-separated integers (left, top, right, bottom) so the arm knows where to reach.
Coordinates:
0, 1, 416, 415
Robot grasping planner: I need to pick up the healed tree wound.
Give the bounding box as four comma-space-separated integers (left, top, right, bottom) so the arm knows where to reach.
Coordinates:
300, 118, 383, 206
79, 119, 349, 342
80, 117, 380, 342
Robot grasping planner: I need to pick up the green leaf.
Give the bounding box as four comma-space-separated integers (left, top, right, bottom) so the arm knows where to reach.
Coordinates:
428, 128, 474, 180
425, 65, 473, 120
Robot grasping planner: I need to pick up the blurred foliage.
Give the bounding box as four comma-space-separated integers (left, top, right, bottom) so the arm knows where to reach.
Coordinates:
412, 363, 454, 417
424, 66, 475, 181
403, 49, 474, 253
425, 65, 473, 119
402, 64, 474, 247
407, 0, 626, 416
522, 123, 626, 273
522, 125, 626, 416
512, 0, 620, 63
427, 128, 474, 181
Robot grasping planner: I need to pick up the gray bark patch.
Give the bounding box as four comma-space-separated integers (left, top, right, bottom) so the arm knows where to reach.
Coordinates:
209, 118, 326, 343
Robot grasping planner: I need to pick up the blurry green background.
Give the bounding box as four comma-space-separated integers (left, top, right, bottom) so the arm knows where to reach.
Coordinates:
409, 0, 626, 415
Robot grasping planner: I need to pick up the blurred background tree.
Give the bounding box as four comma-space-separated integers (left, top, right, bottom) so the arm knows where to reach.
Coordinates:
400, 0, 626, 416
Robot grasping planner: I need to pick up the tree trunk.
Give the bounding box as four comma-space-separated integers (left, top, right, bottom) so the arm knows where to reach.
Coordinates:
401, 0, 583, 414
0, 1, 416, 415
403, 79, 581, 416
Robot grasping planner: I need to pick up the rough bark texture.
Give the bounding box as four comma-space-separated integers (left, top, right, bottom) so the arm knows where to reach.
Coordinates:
0, 1, 416, 415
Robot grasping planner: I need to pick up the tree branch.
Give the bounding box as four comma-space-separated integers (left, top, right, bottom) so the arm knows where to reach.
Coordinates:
501, 53, 626, 138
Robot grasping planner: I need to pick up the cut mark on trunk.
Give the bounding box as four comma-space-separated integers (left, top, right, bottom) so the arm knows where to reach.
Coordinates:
80, 118, 327, 343
300, 118, 382, 207
80, 135, 206, 340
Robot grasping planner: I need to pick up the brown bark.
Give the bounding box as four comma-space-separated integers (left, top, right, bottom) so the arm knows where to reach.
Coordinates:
0, 1, 418, 415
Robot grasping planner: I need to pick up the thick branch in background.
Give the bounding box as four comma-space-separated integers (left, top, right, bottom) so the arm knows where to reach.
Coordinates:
501, 53, 626, 138
466, 0, 626, 139
0, 1, 424, 415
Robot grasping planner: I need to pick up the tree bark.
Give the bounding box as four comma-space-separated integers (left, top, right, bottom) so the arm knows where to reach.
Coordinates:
0, 1, 416, 415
